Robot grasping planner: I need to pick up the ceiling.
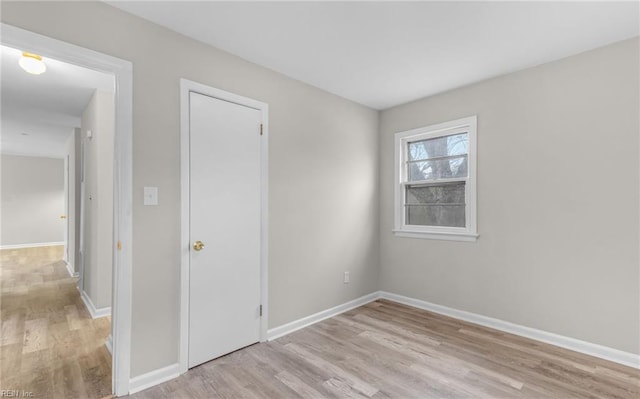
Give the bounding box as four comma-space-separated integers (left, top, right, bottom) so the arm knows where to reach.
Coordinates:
108, 1, 639, 110
1, 45, 114, 158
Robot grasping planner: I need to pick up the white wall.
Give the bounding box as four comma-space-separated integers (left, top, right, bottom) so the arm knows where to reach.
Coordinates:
80, 89, 115, 310
1, 2, 380, 377
1, 154, 65, 247
379, 38, 639, 355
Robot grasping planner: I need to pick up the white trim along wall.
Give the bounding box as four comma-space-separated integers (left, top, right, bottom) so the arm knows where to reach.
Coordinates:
376, 292, 640, 370
0, 23, 134, 397
130, 289, 638, 394
65, 261, 79, 278
129, 364, 181, 395
79, 287, 112, 319
267, 291, 640, 370
267, 292, 380, 341
0, 242, 64, 250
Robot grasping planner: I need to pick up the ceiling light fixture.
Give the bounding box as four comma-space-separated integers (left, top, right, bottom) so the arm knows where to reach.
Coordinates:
19, 52, 46, 75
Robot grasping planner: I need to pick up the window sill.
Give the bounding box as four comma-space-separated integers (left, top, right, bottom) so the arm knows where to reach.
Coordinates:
392, 229, 479, 242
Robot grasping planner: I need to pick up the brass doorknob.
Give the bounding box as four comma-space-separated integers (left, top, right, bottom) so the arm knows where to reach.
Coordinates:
60, 215, 67, 219
192, 241, 205, 251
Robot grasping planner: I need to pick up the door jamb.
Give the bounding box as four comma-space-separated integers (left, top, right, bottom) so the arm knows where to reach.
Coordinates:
179, 78, 269, 374
63, 155, 70, 265
0, 23, 134, 396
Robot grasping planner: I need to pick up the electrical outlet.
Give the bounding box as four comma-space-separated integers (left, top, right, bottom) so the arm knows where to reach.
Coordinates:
144, 186, 158, 206
344, 271, 350, 284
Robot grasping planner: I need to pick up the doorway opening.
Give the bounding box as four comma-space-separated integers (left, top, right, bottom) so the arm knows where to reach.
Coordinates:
1, 23, 133, 396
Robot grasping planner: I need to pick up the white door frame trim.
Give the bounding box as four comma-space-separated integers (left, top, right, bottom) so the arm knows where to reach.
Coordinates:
179, 78, 269, 374
63, 155, 70, 265
0, 23, 134, 396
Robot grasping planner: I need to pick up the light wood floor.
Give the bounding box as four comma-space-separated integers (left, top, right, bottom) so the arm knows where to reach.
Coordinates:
131, 299, 639, 399
0, 246, 112, 398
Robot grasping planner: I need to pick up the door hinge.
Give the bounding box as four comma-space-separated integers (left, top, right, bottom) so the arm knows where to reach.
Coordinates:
117, 241, 122, 251
259, 305, 263, 317
260, 124, 263, 136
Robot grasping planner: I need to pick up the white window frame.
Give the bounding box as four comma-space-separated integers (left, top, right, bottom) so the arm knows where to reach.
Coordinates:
393, 115, 478, 242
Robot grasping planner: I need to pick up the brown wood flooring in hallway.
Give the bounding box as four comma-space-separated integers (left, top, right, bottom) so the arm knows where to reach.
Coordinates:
0, 246, 111, 398
131, 299, 639, 399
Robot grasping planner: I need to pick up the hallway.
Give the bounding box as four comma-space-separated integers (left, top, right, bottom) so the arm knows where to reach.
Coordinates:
0, 246, 111, 398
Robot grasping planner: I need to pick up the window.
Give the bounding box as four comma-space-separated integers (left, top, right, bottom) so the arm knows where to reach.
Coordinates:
394, 116, 477, 241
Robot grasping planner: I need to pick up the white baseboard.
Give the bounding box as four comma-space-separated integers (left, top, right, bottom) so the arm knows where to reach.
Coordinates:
379, 291, 640, 370
129, 363, 180, 394
0, 241, 64, 250
78, 287, 111, 319
65, 261, 79, 278
105, 334, 113, 355
126, 290, 638, 394
267, 292, 380, 340
265, 290, 639, 369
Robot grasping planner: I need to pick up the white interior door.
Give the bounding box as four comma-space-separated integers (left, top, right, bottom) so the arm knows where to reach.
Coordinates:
188, 91, 262, 368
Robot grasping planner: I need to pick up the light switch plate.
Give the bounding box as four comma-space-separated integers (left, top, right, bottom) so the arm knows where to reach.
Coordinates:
143, 186, 158, 206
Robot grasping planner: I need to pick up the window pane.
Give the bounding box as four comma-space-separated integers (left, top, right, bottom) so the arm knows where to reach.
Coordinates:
406, 205, 466, 227
408, 155, 467, 181
408, 133, 468, 161
405, 182, 465, 227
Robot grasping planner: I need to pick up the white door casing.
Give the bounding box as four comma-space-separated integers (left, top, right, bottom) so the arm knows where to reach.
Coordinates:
180, 79, 269, 373
0, 23, 134, 396
79, 132, 88, 291
63, 155, 70, 264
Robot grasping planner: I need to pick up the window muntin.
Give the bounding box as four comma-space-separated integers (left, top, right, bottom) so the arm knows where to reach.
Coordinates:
407, 133, 468, 182
405, 182, 466, 227
405, 132, 468, 228
394, 116, 477, 241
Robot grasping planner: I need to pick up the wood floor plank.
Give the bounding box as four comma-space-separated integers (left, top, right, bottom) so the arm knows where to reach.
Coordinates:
323, 378, 370, 399
22, 318, 48, 354
285, 342, 380, 397
1, 315, 21, 346
246, 340, 341, 398
65, 304, 85, 331
0, 246, 111, 398
293, 325, 425, 398
129, 298, 639, 399
275, 370, 325, 399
